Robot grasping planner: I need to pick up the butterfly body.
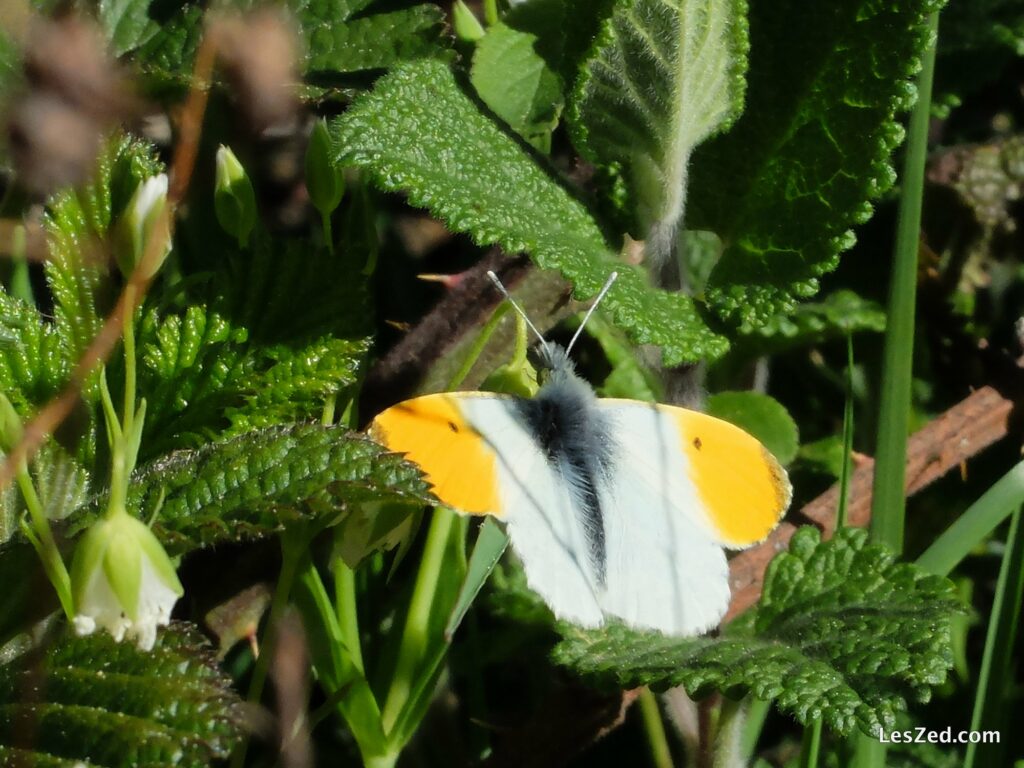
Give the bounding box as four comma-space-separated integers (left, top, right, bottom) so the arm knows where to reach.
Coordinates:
369, 343, 790, 637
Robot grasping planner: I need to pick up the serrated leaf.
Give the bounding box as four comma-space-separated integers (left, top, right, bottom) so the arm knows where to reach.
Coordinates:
136, 235, 372, 456
552, 527, 962, 737
471, 22, 563, 147
0, 623, 244, 767
44, 136, 163, 364
332, 58, 727, 365
0, 291, 69, 413
705, 390, 798, 465
88, 424, 434, 554
570, 0, 747, 264
99, 0, 161, 56
305, 5, 449, 76
690, 0, 942, 327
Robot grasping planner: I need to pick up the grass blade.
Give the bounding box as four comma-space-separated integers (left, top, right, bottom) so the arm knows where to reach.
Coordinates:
916, 461, 1024, 576
964, 507, 1024, 768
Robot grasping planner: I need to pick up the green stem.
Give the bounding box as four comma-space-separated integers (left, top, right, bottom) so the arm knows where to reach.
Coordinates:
332, 552, 364, 672
18, 467, 73, 618
738, 697, 769, 762
964, 507, 1024, 768
869, 11, 939, 555
799, 719, 822, 768
10, 224, 34, 305
322, 210, 334, 254
836, 334, 855, 530
483, 0, 499, 26
447, 303, 509, 390
638, 688, 673, 768
122, 283, 138, 444
380, 507, 456, 733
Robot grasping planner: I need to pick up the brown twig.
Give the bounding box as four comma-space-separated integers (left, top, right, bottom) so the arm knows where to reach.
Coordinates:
724, 384, 1017, 622
0, 35, 218, 493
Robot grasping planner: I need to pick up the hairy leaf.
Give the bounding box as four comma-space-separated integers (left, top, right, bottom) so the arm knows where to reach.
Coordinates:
0, 292, 68, 412
690, 0, 943, 327
0, 623, 243, 767
332, 58, 727, 364
471, 22, 563, 147
80, 424, 434, 553
44, 136, 163, 365
570, 0, 747, 265
553, 527, 961, 736
705, 390, 798, 465
305, 5, 449, 76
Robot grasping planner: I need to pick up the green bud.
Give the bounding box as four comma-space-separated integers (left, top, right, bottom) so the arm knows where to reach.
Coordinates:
453, 0, 485, 43
115, 174, 171, 279
305, 119, 345, 217
481, 357, 539, 397
71, 505, 183, 651
214, 145, 258, 247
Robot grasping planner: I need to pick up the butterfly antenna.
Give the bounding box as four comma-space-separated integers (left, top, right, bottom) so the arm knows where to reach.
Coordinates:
566, 271, 618, 355
486, 271, 550, 353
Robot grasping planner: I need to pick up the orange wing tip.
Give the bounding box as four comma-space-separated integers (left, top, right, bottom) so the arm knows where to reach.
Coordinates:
680, 413, 792, 549
367, 396, 503, 518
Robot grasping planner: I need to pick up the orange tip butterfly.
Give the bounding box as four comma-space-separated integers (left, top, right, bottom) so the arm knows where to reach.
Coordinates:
369, 271, 791, 636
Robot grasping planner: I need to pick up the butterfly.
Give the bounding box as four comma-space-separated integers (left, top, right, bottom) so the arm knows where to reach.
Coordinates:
369, 272, 791, 636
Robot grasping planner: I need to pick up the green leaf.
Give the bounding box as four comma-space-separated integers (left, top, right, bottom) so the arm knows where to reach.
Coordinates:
690, 0, 942, 327
44, 136, 163, 364
99, 0, 161, 56
570, 0, 748, 265
741, 290, 886, 351
105, 424, 432, 554
705, 390, 798, 465
136, 235, 372, 455
0, 623, 244, 767
132, 4, 204, 94
553, 527, 962, 737
305, 5, 449, 76
0, 291, 69, 413
471, 22, 564, 147
332, 58, 727, 365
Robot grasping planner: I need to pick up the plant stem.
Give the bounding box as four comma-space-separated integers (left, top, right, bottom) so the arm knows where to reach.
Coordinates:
869, 11, 939, 554
322, 210, 334, 254
638, 688, 673, 768
380, 506, 456, 732
447, 303, 509, 390
332, 550, 364, 672
799, 719, 822, 768
122, 283, 138, 444
711, 697, 746, 768
836, 334, 855, 530
17, 467, 73, 618
483, 0, 499, 26
964, 507, 1024, 768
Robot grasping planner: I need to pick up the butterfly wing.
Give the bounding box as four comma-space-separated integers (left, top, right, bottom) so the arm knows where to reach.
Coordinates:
369, 393, 604, 627
594, 400, 791, 635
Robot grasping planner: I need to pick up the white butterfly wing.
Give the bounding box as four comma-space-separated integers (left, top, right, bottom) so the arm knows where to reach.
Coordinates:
460, 397, 605, 628
596, 401, 731, 635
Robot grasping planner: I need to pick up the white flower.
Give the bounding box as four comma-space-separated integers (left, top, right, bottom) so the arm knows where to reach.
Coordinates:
71, 507, 183, 651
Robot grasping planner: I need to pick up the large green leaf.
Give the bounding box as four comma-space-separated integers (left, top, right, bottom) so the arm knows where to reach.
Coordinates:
553, 527, 961, 737
689, 0, 943, 328
83, 424, 434, 554
332, 58, 728, 365
0, 623, 243, 767
570, 0, 747, 266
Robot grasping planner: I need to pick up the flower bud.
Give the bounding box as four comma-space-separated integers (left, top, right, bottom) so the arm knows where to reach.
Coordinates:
453, 0, 485, 43
71, 506, 183, 651
305, 119, 344, 218
116, 173, 171, 279
214, 145, 257, 247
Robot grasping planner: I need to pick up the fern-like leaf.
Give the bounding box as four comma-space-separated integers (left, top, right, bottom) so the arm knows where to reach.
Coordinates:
0, 623, 243, 767
552, 527, 961, 736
